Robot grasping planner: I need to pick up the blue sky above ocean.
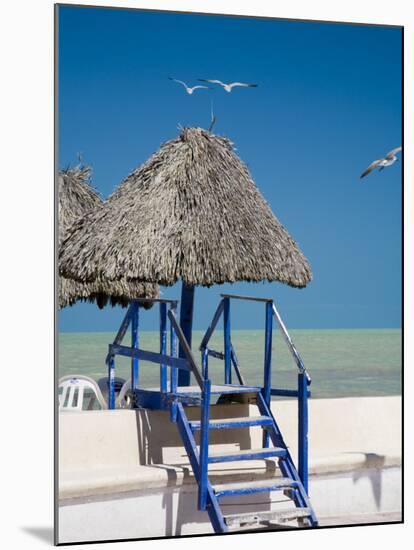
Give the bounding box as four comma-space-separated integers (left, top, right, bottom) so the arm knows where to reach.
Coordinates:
58, 7, 402, 332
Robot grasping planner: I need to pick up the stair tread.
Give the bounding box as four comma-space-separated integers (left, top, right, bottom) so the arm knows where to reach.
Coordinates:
227, 522, 300, 532
225, 507, 311, 526
214, 478, 295, 492
208, 447, 285, 458
175, 402, 318, 532
190, 415, 271, 427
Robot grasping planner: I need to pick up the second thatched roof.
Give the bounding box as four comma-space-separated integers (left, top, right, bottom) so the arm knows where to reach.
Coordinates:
59, 128, 312, 288
58, 166, 102, 247
59, 276, 157, 309
58, 167, 158, 308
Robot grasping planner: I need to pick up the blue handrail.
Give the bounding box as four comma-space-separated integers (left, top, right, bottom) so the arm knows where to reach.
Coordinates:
204, 293, 312, 493
272, 303, 311, 384
106, 298, 179, 409
271, 302, 311, 492
167, 310, 205, 390
168, 309, 211, 508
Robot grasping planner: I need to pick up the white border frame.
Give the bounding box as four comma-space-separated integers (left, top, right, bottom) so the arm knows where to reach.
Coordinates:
1, 1, 411, 548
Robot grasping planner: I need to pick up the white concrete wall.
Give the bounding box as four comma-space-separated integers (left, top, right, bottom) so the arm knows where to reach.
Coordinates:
58, 396, 402, 543
59, 467, 402, 544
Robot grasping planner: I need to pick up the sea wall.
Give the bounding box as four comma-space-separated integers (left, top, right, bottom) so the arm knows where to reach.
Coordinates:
58, 396, 401, 543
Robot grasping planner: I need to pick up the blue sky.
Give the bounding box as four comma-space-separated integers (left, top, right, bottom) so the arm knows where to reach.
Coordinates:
58, 6, 402, 332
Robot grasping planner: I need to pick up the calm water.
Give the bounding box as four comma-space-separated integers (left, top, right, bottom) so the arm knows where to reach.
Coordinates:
58, 329, 401, 399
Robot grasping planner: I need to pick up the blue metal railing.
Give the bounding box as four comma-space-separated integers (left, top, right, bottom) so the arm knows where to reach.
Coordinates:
105, 298, 180, 409
271, 302, 311, 492
131, 302, 139, 390
199, 296, 246, 386
167, 309, 211, 509
106, 292, 311, 498
170, 303, 178, 394
106, 300, 211, 507
271, 303, 311, 383
199, 293, 312, 493
167, 310, 204, 389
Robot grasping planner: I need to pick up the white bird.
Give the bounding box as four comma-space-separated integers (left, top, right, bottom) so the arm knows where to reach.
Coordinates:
169, 77, 208, 94
198, 79, 258, 92
360, 146, 402, 179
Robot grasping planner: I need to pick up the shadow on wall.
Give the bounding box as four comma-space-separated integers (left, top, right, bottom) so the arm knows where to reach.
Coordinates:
348, 452, 386, 509
132, 404, 276, 536
133, 404, 255, 466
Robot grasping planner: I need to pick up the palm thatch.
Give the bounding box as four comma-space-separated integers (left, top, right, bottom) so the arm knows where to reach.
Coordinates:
58, 167, 158, 308
59, 128, 312, 288
58, 166, 101, 247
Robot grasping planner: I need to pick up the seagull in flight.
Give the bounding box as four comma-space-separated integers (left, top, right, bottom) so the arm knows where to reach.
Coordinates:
198, 79, 258, 93
360, 146, 402, 179
169, 77, 208, 95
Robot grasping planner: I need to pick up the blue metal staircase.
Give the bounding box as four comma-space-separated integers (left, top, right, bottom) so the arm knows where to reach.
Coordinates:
175, 393, 317, 532
106, 294, 318, 534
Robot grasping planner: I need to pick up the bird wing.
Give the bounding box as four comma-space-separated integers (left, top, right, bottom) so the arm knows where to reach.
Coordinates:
191, 85, 208, 91
385, 146, 402, 159
360, 159, 382, 179
169, 77, 188, 89
198, 79, 225, 86
229, 82, 258, 88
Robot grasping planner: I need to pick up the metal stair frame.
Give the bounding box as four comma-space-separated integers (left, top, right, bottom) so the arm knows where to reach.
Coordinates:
199, 293, 312, 495
175, 401, 228, 533
103, 293, 318, 533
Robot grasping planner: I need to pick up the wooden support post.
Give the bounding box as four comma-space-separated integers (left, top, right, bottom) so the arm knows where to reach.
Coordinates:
298, 372, 309, 494
160, 302, 168, 392
131, 302, 139, 390
223, 297, 231, 384
263, 301, 273, 447
178, 283, 195, 386
199, 379, 211, 511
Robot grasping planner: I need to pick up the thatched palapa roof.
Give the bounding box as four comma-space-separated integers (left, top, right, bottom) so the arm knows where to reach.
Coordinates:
58, 167, 158, 308
59, 128, 312, 288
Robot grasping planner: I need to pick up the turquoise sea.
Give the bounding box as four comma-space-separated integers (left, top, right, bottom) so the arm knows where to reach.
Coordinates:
58, 329, 401, 399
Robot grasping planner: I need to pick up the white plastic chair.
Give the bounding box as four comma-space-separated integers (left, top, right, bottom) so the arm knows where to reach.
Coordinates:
58, 375, 108, 411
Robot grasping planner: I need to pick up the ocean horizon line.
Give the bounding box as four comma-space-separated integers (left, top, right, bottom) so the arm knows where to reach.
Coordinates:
59, 326, 402, 334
